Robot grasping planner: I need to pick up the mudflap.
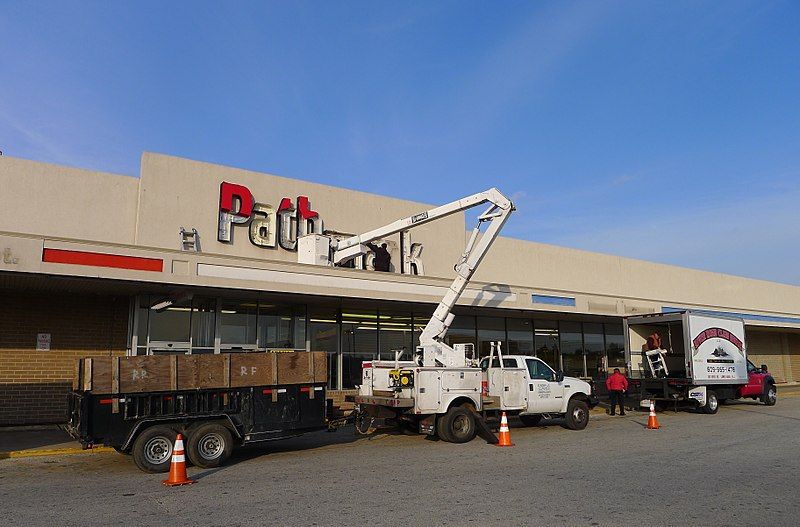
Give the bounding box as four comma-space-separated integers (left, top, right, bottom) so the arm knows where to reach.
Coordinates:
475, 413, 499, 444
419, 414, 436, 435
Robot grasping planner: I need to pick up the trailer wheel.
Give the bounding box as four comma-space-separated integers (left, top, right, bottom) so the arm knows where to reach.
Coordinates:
437, 406, 476, 443
187, 423, 233, 468
564, 399, 589, 430
761, 384, 777, 406
702, 391, 719, 414
132, 426, 176, 473
519, 414, 542, 427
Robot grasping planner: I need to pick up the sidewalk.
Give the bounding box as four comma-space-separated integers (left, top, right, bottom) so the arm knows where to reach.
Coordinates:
0, 425, 113, 459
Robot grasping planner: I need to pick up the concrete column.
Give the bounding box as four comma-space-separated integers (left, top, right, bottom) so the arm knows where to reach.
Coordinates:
780, 333, 793, 383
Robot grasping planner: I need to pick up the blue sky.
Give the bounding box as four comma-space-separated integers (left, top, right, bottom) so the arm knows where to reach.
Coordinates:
2, 1, 799, 285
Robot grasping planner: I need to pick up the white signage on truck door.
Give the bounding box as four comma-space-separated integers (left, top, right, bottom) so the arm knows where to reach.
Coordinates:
687, 314, 748, 385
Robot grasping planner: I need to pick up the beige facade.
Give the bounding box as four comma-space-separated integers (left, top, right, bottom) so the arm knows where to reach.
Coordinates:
2, 152, 799, 324
0, 152, 799, 423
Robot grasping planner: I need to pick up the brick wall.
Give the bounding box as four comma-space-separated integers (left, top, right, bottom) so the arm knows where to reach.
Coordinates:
0, 291, 129, 425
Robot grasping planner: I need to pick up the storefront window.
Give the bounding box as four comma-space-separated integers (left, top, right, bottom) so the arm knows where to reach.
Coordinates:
605, 323, 626, 372
477, 317, 506, 358
379, 311, 413, 360
534, 320, 560, 370
341, 310, 378, 389
560, 321, 584, 377
219, 301, 258, 349
583, 322, 605, 379
148, 297, 191, 345
412, 309, 434, 349
443, 314, 476, 350
507, 318, 534, 355
309, 309, 339, 390
191, 297, 216, 353
258, 303, 305, 350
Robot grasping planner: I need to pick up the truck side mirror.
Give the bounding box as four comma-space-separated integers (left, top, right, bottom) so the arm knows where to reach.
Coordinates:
555, 370, 564, 383
760, 364, 768, 373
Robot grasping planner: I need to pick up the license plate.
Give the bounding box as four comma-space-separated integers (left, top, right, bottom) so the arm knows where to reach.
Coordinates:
639, 399, 652, 407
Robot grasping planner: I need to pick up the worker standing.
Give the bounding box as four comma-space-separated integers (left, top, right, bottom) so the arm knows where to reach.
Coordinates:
605, 368, 628, 416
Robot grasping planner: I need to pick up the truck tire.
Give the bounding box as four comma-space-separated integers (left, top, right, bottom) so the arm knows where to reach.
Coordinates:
519, 414, 542, 427
132, 425, 176, 473
564, 399, 589, 430
187, 423, 234, 469
761, 383, 777, 406
437, 406, 476, 443
702, 390, 719, 414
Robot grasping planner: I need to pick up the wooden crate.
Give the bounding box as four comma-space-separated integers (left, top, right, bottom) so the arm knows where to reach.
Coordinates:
75, 351, 327, 394
177, 355, 228, 390
230, 353, 276, 387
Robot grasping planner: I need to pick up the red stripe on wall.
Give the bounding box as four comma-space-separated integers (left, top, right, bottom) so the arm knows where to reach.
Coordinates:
42, 248, 163, 272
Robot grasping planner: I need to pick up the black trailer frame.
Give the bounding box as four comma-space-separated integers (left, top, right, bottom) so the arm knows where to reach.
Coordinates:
67, 382, 328, 468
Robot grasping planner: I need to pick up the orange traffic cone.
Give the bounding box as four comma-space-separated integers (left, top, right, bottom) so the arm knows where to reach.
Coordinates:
496, 412, 514, 447
162, 433, 195, 486
646, 402, 661, 430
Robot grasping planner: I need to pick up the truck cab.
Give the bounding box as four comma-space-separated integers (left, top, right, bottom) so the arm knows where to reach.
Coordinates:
480, 355, 597, 430
739, 359, 777, 404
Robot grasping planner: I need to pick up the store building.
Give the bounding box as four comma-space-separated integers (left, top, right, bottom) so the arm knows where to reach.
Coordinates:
1, 152, 799, 424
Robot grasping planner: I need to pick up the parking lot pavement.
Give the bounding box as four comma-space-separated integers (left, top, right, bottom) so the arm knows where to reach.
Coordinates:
2, 397, 799, 527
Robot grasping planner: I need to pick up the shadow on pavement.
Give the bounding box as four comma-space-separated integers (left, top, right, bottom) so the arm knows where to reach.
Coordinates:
0, 426, 74, 452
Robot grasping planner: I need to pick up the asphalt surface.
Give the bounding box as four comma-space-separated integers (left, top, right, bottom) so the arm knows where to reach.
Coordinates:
2, 397, 799, 527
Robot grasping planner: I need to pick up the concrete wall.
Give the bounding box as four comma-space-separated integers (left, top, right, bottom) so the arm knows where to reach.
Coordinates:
1, 151, 799, 323
477, 237, 800, 317
0, 156, 139, 245
0, 291, 128, 425
135, 153, 466, 279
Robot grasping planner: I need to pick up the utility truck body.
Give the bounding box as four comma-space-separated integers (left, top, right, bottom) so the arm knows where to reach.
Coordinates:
624, 311, 777, 413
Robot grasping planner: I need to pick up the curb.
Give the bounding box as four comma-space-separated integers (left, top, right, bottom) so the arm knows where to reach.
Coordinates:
0, 446, 115, 460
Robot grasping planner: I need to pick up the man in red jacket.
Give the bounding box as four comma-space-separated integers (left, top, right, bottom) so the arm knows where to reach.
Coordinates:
606, 368, 628, 416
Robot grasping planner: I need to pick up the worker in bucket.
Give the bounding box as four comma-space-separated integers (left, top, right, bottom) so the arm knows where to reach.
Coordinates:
366, 242, 391, 272
605, 368, 628, 416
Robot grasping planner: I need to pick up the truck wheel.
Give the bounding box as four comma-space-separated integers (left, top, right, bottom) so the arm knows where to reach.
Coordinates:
702, 391, 719, 414
761, 384, 777, 406
519, 414, 542, 427
564, 399, 589, 430
187, 423, 233, 469
132, 426, 176, 473
437, 407, 476, 443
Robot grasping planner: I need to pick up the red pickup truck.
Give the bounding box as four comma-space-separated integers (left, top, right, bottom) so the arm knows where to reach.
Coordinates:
737, 359, 778, 405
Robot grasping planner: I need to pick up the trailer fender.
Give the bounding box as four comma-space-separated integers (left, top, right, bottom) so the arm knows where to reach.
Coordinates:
121, 414, 242, 451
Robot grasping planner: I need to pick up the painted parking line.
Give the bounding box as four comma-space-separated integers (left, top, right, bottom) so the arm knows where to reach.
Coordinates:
0, 446, 115, 460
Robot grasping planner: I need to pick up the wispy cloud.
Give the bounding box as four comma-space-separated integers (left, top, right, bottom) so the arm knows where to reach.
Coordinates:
552, 185, 800, 285
442, 2, 614, 145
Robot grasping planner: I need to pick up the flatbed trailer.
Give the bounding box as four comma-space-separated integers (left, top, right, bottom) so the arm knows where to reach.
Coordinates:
66, 352, 335, 472
68, 383, 328, 472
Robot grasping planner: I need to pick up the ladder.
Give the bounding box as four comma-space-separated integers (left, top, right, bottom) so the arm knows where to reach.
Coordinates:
644, 349, 669, 378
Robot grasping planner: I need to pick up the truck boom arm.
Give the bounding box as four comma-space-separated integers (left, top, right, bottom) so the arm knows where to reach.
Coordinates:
327, 188, 514, 350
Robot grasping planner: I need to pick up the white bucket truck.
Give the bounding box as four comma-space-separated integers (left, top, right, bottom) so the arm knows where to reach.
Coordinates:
298, 188, 596, 442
